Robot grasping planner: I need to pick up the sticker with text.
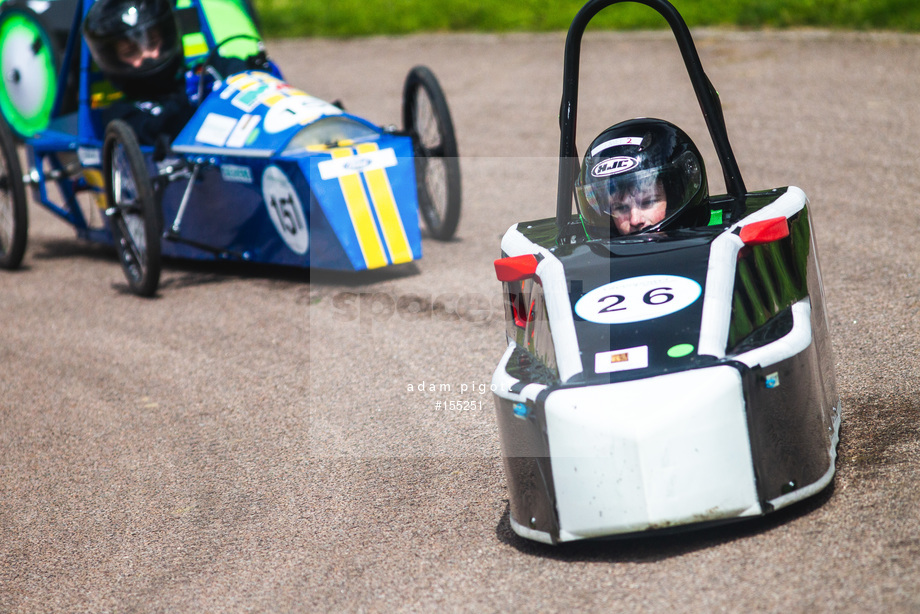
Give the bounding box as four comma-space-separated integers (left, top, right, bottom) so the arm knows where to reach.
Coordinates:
594, 345, 649, 374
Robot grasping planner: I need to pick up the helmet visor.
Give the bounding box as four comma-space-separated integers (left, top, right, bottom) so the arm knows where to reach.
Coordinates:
576, 150, 702, 235
113, 24, 168, 70
84, 0, 180, 78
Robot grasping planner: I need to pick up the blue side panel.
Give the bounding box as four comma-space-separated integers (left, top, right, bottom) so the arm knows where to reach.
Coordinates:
159, 157, 268, 261
304, 187, 352, 270
160, 156, 315, 267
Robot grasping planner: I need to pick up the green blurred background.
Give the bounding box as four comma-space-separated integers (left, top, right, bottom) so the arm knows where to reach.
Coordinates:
254, 0, 920, 37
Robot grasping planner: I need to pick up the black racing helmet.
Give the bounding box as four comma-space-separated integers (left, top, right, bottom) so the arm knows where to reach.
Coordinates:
575, 118, 708, 237
83, 0, 182, 85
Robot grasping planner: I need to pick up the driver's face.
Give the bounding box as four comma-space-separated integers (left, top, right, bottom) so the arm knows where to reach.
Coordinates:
607, 180, 667, 235
115, 28, 163, 68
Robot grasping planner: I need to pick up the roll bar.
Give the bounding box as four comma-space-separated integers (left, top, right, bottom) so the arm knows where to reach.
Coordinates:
555, 0, 747, 231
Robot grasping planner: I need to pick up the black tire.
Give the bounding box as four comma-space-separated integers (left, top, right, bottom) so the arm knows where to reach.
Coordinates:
103, 120, 161, 297
0, 118, 27, 269
402, 66, 461, 241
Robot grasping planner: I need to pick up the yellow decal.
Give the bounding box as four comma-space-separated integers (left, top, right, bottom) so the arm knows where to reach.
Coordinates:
260, 93, 284, 106
355, 143, 413, 264
332, 148, 388, 269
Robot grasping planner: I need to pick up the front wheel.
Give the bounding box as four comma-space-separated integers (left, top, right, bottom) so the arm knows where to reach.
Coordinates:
103, 120, 161, 297
0, 118, 27, 269
402, 66, 461, 241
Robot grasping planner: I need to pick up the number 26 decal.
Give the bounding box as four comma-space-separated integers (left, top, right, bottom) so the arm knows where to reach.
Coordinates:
575, 275, 701, 324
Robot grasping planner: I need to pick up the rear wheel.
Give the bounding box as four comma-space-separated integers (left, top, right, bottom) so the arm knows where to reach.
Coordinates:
0, 119, 27, 269
0, 4, 59, 138
103, 120, 161, 297
402, 66, 461, 241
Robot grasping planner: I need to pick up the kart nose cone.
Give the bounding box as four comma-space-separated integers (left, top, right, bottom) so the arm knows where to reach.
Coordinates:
543, 365, 760, 541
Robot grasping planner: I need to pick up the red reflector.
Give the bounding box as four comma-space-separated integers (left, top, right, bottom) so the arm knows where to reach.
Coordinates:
494, 254, 539, 282
739, 217, 790, 245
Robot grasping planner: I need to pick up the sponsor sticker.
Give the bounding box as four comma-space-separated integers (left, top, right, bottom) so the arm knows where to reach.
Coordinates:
264, 94, 343, 133
318, 148, 398, 180
225, 114, 261, 148
230, 85, 267, 112
195, 113, 238, 146
77, 147, 101, 167
574, 275, 702, 324
220, 164, 253, 184
591, 156, 639, 177
594, 345, 649, 374
262, 165, 309, 255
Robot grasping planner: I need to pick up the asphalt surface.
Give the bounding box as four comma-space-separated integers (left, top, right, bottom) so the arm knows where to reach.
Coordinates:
2, 30, 919, 613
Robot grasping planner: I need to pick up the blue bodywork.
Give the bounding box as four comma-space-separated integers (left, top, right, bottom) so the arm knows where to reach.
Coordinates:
14, 0, 424, 271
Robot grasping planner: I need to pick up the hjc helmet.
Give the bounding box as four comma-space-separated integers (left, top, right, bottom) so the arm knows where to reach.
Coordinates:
575, 118, 709, 237
83, 0, 183, 96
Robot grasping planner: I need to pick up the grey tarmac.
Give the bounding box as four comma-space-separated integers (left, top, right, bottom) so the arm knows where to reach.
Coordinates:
1, 30, 918, 613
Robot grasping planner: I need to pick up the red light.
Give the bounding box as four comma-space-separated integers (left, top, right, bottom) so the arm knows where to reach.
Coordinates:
494, 254, 539, 282
739, 217, 790, 245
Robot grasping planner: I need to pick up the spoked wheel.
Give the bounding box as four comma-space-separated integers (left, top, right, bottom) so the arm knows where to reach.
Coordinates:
103, 120, 161, 297
0, 119, 27, 269
402, 65, 461, 241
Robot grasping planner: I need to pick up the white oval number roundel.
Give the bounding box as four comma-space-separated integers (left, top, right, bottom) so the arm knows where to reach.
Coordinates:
575, 275, 702, 324
262, 165, 309, 255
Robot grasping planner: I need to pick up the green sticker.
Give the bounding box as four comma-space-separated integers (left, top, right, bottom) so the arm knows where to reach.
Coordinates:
667, 343, 695, 358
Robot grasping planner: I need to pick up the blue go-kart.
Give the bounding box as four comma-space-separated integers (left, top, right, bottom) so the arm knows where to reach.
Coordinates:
0, 0, 461, 296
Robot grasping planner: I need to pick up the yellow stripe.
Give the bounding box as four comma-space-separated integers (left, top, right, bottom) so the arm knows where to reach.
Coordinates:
261, 93, 284, 106
226, 73, 253, 88
356, 143, 413, 264
332, 148, 388, 269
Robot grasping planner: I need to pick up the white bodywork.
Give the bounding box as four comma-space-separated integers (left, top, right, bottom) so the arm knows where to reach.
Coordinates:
545, 366, 761, 542
494, 186, 839, 544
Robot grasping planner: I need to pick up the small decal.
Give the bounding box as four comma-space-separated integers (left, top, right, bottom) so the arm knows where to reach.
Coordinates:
27, 1, 52, 14
264, 94, 342, 133
262, 165, 309, 255
230, 85, 267, 112
318, 148, 398, 180
195, 113, 238, 146
667, 343, 695, 358
591, 136, 644, 156
591, 156, 639, 177
220, 164, 253, 184
595, 346, 649, 374
225, 114, 260, 148
77, 147, 101, 167
513, 403, 529, 419
575, 275, 702, 325
121, 8, 138, 26
765, 372, 780, 389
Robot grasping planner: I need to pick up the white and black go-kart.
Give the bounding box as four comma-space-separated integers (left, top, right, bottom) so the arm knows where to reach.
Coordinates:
491, 0, 840, 545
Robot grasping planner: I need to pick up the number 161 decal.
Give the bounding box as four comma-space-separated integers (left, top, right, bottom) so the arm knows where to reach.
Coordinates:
574, 275, 702, 324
